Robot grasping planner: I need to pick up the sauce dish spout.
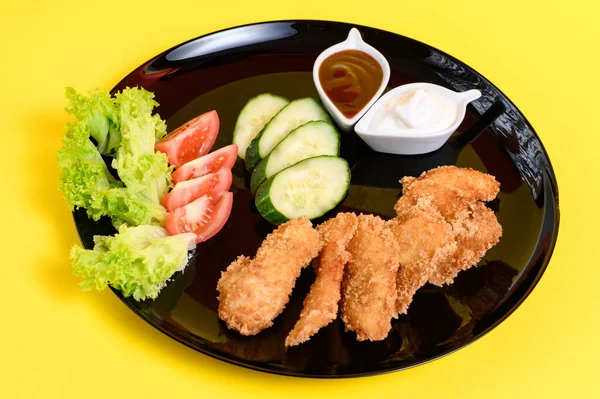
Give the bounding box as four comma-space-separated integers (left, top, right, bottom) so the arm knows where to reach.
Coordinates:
456, 89, 482, 105
345, 28, 363, 46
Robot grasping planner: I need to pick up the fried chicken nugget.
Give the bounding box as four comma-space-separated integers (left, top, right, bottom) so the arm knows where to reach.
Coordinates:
396, 179, 475, 221
396, 166, 500, 220
217, 217, 323, 336
285, 213, 359, 347
391, 166, 502, 311
340, 215, 401, 341
387, 205, 456, 315
429, 202, 502, 286
401, 165, 500, 202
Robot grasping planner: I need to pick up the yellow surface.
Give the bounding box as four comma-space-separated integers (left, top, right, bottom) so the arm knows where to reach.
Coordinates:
1, 0, 598, 397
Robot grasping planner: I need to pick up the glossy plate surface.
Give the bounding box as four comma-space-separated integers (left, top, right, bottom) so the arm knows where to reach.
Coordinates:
73, 20, 559, 377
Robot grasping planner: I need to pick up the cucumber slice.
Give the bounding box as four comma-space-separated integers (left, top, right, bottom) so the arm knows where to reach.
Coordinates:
245, 98, 330, 172
255, 155, 350, 225
232, 93, 289, 160
250, 121, 340, 194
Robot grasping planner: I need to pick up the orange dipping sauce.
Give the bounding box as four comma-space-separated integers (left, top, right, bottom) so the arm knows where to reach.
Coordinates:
319, 50, 384, 118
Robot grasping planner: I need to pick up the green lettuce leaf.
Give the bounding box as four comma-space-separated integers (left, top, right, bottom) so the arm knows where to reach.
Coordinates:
112, 152, 172, 205
65, 87, 121, 156
88, 187, 168, 227
113, 87, 172, 205
70, 225, 196, 301
59, 87, 185, 301
57, 127, 119, 211
57, 134, 168, 226
57, 86, 171, 227
115, 87, 167, 153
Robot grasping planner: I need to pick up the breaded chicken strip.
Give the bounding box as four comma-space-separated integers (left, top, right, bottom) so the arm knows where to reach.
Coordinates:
285, 213, 358, 347
217, 217, 323, 336
390, 166, 502, 313
429, 202, 502, 286
340, 215, 401, 341
396, 179, 475, 221
401, 165, 500, 202
387, 204, 456, 315
396, 166, 500, 220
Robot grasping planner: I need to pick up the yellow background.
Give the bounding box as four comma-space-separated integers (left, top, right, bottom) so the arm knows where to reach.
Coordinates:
2, 0, 598, 397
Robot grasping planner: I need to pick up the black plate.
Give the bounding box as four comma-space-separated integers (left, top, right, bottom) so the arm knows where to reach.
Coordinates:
73, 20, 559, 377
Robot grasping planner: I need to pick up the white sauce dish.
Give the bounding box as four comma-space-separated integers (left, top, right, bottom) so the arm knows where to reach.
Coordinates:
354, 82, 481, 155
313, 28, 391, 132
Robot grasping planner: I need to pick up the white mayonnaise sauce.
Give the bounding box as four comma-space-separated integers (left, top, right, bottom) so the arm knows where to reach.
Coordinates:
368, 88, 457, 134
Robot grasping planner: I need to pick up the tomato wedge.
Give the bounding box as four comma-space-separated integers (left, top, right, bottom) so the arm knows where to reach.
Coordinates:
161, 168, 232, 212
165, 192, 233, 243
155, 110, 219, 168
172, 144, 238, 183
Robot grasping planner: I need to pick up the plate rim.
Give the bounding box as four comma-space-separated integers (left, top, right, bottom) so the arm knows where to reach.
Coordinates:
73, 19, 561, 378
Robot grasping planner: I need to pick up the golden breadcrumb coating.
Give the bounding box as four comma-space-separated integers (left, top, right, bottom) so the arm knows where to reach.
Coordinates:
390, 165, 502, 313
340, 215, 401, 341
217, 217, 322, 336
387, 208, 456, 315
428, 202, 502, 286
285, 213, 359, 347
401, 165, 500, 202
396, 165, 500, 221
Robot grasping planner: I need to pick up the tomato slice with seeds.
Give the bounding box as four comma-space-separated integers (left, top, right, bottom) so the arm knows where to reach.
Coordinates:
161, 168, 232, 212
172, 144, 238, 183
155, 110, 219, 168
165, 192, 233, 243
